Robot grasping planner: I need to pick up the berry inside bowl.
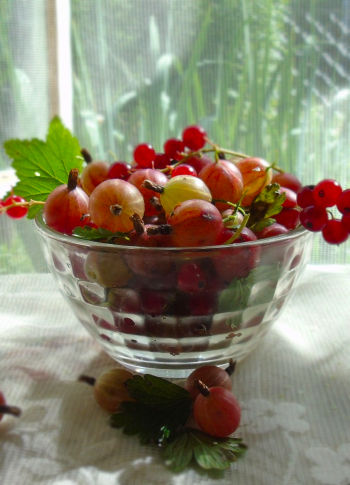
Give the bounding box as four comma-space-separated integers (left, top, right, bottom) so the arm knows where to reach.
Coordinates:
35, 212, 313, 378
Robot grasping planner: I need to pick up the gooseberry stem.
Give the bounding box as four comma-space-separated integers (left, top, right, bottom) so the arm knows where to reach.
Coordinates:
142, 179, 164, 193
81, 148, 93, 164
67, 168, 79, 191
78, 375, 96, 386
196, 379, 210, 397
0, 404, 22, 417
225, 213, 250, 244
130, 213, 145, 234
225, 359, 236, 376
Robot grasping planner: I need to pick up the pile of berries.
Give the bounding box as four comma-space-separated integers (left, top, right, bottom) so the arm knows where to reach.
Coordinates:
80, 360, 240, 438
1, 124, 349, 246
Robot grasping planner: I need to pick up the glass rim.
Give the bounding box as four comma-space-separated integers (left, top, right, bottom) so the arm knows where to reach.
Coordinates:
34, 211, 311, 252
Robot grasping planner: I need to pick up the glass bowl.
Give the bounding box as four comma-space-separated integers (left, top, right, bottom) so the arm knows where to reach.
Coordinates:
35, 212, 313, 377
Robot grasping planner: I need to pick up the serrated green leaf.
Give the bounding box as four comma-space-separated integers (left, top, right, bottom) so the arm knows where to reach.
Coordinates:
4, 116, 82, 205
218, 278, 251, 312
162, 429, 247, 473
246, 263, 282, 284
250, 217, 276, 233
193, 442, 231, 470
126, 374, 191, 408
110, 402, 162, 443
27, 204, 43, 220
110, 375, 192, 446
248, 183, 286, 230
162, 429, 194, 472
72, 226, 130, 242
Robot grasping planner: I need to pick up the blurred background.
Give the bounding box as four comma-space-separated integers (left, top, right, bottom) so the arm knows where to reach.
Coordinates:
1, 0, 350, 273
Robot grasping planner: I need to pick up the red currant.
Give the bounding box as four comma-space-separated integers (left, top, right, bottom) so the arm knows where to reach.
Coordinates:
188, 291, 217, 316
177, 262, 208, 293
133, 143, 156, 168
163, 138, 185, 160
341, 213, 350, 233
171, 164, 197, 177
300, 205, 328, 232
313, 179, 342, 208
274, 208, 300, 230
152, 153, 171, 170
3, 195, 28, 219
107, 161, 131, 180
297, 185, 315, 208
182, 125, 207, 150
336, 189, 350, 215
322, 219, 348, 244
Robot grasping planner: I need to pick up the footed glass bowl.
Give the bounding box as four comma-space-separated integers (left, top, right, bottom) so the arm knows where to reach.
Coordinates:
35, 213, 313, 377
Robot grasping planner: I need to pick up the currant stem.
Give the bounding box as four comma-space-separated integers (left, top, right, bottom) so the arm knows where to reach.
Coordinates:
269, 163, 284, 174
0, 199, 45, 214
205, 139, 251, 159
0, 404, 22, 417
162, 144, 252, 173
78, 375, 96, 386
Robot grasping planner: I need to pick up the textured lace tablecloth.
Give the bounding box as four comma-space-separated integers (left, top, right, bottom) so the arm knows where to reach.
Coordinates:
1, 265, 350, 485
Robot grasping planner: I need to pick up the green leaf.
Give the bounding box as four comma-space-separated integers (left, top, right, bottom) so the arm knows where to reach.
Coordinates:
4, 116, 82, 211
250, 217, 275, 233
162, 429, 247, 473
110, 374, 192, 446
162, 428, 194, 472
245, 263, 282, 285
126, 374, 191, 407
72, 226, 130, 243
218, 278, 251, 312
248, 183, 286, 231
110, 402, 170, 444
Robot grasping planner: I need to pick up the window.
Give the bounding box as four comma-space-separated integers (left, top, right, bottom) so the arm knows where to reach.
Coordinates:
1, 0, 350, 274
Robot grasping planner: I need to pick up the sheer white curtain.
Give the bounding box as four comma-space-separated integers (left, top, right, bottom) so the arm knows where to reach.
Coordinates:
1, 0, 350, 275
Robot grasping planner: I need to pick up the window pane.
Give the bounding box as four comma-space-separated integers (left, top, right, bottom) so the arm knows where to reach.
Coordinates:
71, 0, 350, 263
0, 0, 49, 274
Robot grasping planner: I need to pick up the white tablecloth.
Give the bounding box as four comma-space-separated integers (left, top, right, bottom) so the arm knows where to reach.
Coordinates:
1, 265, 350, 485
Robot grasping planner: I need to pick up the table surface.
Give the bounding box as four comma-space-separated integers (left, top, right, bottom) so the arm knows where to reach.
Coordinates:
1, 265, 350, 485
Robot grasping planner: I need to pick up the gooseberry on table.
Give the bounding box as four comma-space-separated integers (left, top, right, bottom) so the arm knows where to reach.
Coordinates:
193, 380, 241, 437
78, 368, 134, 413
